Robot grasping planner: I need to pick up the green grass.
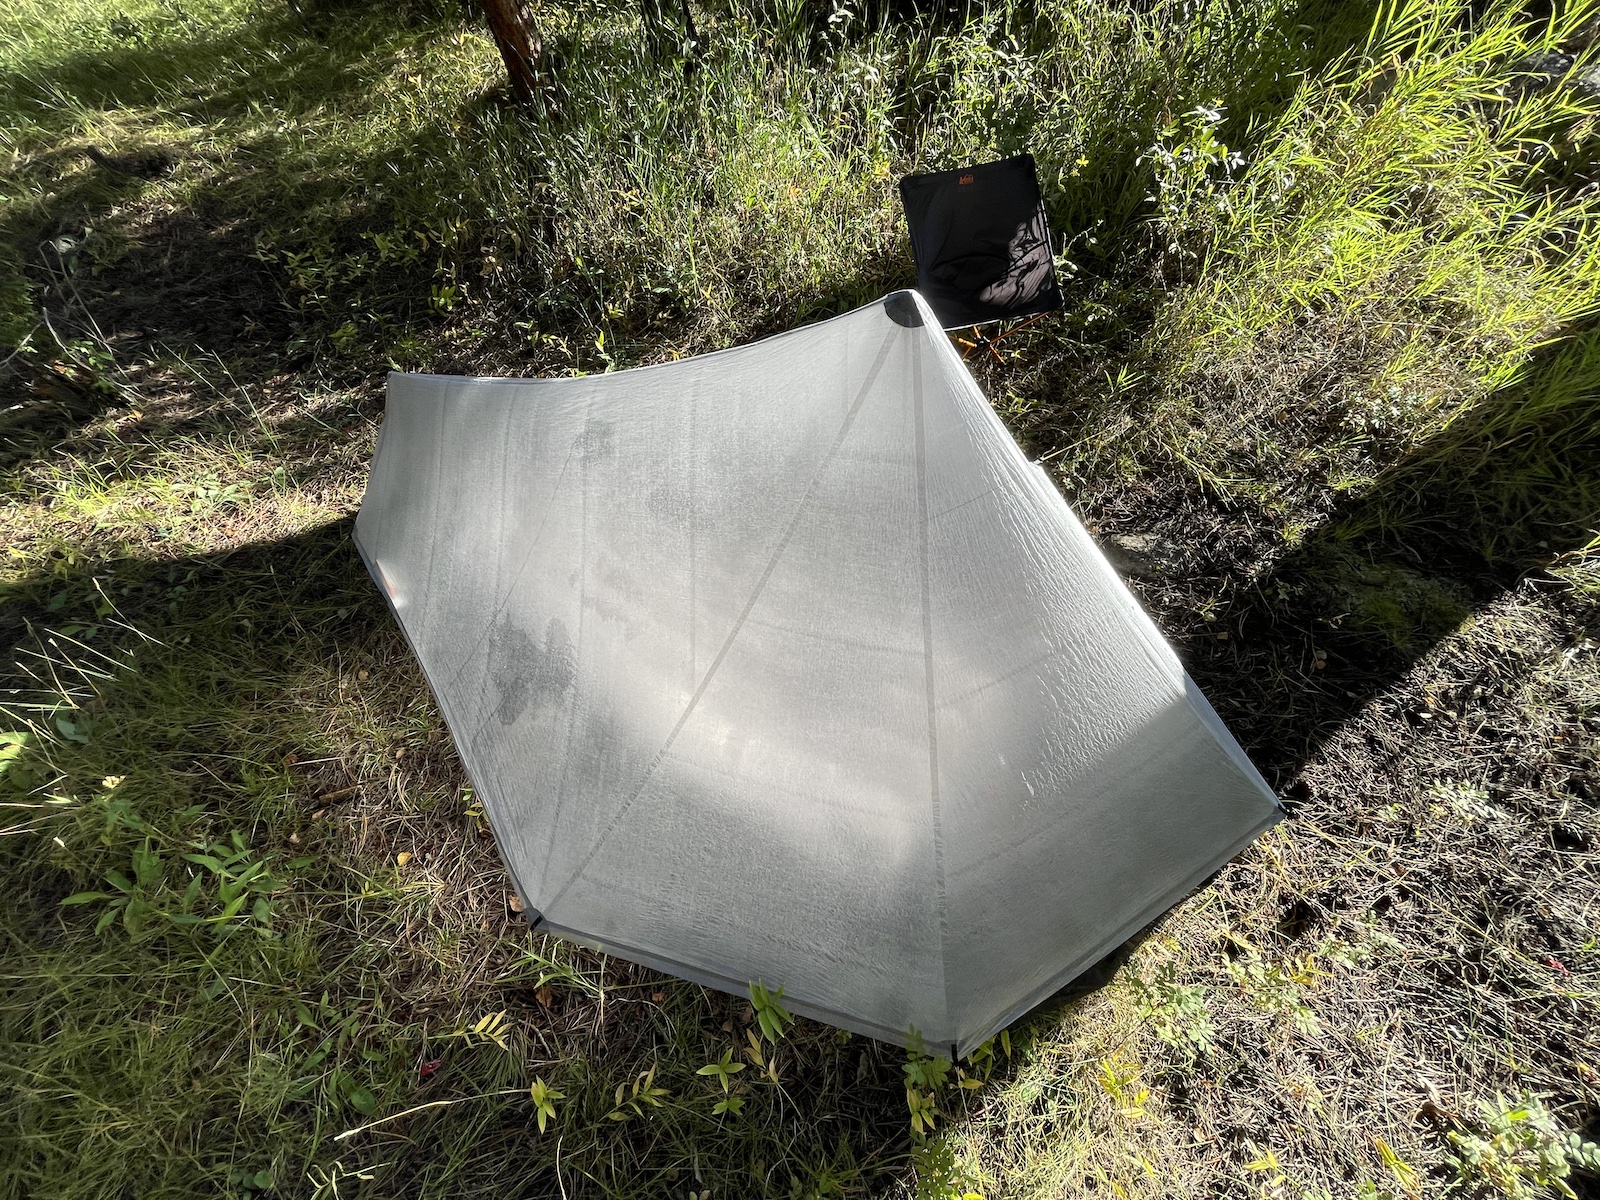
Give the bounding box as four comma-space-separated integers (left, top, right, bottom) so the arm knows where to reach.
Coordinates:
2, 0, 1599, 1195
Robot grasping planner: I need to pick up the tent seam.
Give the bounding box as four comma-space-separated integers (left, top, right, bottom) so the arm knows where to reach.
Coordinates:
533, 386, 598, 888
911, 321, 954, 1044
540, 322, 899, 915
435, 423, 586, 695
952, 803, 1285, 1057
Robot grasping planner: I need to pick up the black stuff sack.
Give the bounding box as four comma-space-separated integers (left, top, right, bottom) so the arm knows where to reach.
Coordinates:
898, 154, 1061, 330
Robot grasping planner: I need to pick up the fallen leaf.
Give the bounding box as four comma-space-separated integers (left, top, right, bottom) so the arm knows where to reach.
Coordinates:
508, 893, 524, 913
535, 986, 553, 1008
396, 851, 413, 867
419, 1058, 442, 1079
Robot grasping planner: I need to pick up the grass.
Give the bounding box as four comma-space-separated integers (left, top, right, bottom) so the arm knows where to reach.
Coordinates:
1, 0, 1598, 1195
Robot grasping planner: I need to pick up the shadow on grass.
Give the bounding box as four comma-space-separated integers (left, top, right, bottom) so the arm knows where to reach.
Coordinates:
1, 0, 487, 389
0, 513, 923, 1197
1183, 326, 1600, 793
3, 0, 1389, 398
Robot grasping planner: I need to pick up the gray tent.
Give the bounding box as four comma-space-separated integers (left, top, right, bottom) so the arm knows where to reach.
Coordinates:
355, 290, 1280, 1057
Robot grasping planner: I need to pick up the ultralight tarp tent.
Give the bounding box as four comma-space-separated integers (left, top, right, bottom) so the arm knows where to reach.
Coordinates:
355, 290, 1280, 1057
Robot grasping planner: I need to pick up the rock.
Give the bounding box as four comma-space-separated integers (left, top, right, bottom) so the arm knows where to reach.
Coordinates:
1506, 51, 1575, 98
1101, 531, 1174, 578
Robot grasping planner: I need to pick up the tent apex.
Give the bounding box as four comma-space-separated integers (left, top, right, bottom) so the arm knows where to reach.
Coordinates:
883, 290, 924, 327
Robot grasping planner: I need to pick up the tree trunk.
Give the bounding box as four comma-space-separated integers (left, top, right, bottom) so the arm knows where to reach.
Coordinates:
640, 0, 700, 74
481, 0, 543, 105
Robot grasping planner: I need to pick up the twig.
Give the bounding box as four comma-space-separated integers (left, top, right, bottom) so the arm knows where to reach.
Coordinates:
334, 1089, 525, 1141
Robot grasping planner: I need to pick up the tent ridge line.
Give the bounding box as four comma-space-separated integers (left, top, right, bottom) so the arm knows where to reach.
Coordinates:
531, 385, 601, 889
539, 323, 900, 916
911, 319, 953, 1039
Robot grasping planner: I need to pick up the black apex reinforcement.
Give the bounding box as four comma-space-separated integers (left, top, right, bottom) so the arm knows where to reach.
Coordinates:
883, 290, 924, 327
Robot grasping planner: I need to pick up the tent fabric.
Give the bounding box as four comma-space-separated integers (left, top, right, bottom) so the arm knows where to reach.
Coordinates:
354, 291, 1280, 1057
898, 154, 1062, 329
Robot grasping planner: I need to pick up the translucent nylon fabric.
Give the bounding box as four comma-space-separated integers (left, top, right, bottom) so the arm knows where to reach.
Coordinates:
354, 291, 1280, 1055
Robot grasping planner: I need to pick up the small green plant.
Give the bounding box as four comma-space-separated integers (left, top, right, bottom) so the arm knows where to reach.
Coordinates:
451, 1011, 512, 1051
910, 1134, 984, 1200
1225, 948, 1321, 1034
177, 832, 291, 934
1317, 928, 1400, 972
904, 1030, 952, 1090
749, 979, 795, 1043
332, 1071, 378, 1116
528, 1077, 563, 1134
961, 1030, 1010, 1080
1144, 102, 1245, 259
1242, 1144, 1286, 1189
1447, 1093, 1600, 1199
742, 1028, 782, 1085
906, 1086, 939, 1136
1131, 963, 1216, 1054
169, 478, 250, 514
0, 729, 30, 779
60, 815, 279, 939
461, 786, 489, 835
1432, 779, 1500, 824
697, 1036, 754, 1117
606, 1065, 670, 1122
1094, 1054, 1149, 1118
903, 1029, 954, 1136
62, 837, 165, 935
697, 1047, 745, 1093
227, 1165, 274, 1194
